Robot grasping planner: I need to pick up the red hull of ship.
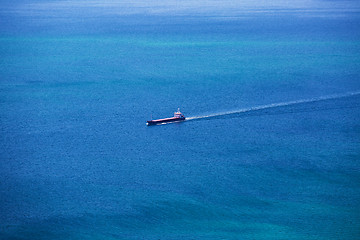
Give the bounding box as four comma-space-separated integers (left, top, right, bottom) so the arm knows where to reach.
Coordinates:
147, 116, 185, 125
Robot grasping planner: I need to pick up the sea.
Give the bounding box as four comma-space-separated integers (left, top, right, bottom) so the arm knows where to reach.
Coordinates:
1, 1, 360, 239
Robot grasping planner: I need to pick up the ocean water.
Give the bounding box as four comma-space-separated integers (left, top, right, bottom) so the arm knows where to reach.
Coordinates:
1, 3, 360, 239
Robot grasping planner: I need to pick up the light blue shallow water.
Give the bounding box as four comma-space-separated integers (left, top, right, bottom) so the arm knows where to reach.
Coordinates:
1, 6, 360, 239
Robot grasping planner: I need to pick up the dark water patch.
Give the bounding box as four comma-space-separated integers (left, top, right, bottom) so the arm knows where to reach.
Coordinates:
2, 196, 359, 240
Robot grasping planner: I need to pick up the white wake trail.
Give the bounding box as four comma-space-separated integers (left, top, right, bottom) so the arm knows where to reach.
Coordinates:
186, 91, 360, 121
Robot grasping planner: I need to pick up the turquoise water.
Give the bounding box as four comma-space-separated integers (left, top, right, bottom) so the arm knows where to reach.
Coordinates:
1, 3, 360, 239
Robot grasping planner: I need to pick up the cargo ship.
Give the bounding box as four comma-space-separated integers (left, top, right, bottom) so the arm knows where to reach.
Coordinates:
147, 108, 185, 126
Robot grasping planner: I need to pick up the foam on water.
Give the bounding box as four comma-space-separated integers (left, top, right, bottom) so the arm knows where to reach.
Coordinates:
186, 91, 360, 121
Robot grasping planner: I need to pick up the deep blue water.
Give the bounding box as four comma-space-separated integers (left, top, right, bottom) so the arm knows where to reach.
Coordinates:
1, 3, 360, 239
